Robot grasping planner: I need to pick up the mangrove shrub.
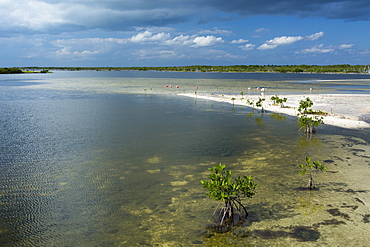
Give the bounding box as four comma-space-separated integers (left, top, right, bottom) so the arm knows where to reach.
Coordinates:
201, 164, 257, 232
299, 157, 327, 190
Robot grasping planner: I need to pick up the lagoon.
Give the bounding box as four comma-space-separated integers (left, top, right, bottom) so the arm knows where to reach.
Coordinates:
0, 71, 370, 246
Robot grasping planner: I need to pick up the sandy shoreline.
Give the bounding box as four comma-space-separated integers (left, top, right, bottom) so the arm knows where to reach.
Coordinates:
179, 93, 370, 129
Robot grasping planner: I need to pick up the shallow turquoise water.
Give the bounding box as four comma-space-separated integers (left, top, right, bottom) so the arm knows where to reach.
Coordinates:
0, 71, 369, 246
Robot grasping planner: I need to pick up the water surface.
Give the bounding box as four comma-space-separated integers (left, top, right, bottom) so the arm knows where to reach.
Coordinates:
0, 71, 369, 246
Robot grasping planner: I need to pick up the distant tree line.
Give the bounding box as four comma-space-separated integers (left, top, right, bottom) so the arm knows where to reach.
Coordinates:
0, 67, 23, 74
0, 67, 50, 74
2, 65, 370, 74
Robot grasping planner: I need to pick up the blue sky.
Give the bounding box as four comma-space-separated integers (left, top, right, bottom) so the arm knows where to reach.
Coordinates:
1, 0, 370, 67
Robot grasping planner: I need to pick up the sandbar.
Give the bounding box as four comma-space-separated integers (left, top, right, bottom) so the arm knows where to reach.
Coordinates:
179, 93, 370, 129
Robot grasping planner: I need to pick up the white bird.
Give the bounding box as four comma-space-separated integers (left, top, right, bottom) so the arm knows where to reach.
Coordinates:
260, 88, 266, 92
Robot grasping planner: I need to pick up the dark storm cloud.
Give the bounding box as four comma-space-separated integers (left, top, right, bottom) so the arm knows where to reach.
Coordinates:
203, 0, 370, 21
1, 0, 369, 35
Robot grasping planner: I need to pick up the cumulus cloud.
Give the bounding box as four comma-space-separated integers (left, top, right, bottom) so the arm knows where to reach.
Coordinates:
192, 36, 224, 47
163, 35, 223, 47
338, 43, 355, 49
305, 32, 324, 41
50, 31, 225, 59
257, 32, 325, 50
164, 35, 194, 46
130, 31, 170, 43
296, 44, 335, 54
258, 35, 304, 50
296, 43, 355, 54
239, 44, 255, 50
231, 39, 249, 44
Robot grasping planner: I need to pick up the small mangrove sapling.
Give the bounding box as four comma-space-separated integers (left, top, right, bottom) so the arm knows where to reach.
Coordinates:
270, 95, 287, 108
297, 97, 324, 135
201, 164, 257, 232
246, 99, 254, 108
299, 157, 327, 190
256, 97, 266, 113
298, 97, 313, 114
298, 115, 324, 134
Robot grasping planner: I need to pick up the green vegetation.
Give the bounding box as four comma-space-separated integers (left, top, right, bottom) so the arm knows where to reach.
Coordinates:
15, 64, 370, 74
270, 95, 287, 108
298, 97, 313, 114
298, 115, 324, 134
246, 99, 255, 108
256, 97, 266, 113
297, 97, 324, 134
201, 164, 257, 232
299, 157, 327, 190
0, 67, 51, 74
0, 67, 23, 74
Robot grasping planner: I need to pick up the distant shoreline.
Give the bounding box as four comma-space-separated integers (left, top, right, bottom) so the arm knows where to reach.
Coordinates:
0, 67, 50, 74
1, 65, 369, 75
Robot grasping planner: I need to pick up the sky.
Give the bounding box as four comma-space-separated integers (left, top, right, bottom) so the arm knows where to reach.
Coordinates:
1, 0, 370, 67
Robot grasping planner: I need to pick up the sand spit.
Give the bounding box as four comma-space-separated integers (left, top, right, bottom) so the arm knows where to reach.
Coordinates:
179, 93, 370, 129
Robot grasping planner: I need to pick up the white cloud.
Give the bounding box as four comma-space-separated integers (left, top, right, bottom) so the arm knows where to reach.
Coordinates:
163, 34, 224, 47
51, 37, 128, 58
51, 32, 224, 59
305, 32, 324, 41
338, 43, 355, 49
192, 36, 223, 47
296, 44, 334, 54
257, 32, 325, 50
258, 43, 278, 50
164, 35, 194, 46
198, 28, 232, 35
130, 31, 170, 43
239, 44, 255, 50
231, 39, 249, 44
0, 0, 67, 31
55, 46, 101, 57
258, 35, 303, 50
254, 28, 269, 33
269, 36, 304, 45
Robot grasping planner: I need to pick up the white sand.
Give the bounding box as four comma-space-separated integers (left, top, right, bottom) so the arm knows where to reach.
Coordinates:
179, 93, 370, 129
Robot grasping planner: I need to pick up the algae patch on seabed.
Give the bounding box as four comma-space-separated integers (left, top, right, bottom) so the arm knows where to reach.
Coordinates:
110, 133, 370, 246
118, 164, 214, 246
147, 155, 161, 164
200, 134, 370, 246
